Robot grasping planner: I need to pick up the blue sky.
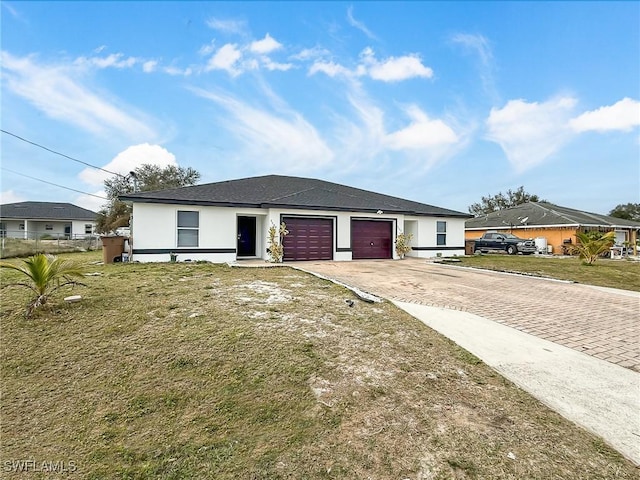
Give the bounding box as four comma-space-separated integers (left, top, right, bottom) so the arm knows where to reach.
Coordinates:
1, 1, 639, 215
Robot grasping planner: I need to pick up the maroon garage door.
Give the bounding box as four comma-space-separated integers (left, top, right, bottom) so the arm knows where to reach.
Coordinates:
351, 220, 393, 259
282, 217, 333, 261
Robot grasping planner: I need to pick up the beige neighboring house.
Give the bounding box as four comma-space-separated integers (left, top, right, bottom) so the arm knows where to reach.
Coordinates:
0, 201, 97, 240
465, 202, 640, 255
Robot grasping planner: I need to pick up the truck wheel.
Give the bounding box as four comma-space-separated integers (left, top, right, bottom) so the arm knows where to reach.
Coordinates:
507, 245, 517, 255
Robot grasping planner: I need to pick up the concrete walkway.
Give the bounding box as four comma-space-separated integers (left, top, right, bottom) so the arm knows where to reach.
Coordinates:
396, 301, 640, 466
292, 259, 640, 466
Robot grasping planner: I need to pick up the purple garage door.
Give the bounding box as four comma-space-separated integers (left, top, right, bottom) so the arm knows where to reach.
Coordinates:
282, 217, 333, 261
351, 220, 392, 260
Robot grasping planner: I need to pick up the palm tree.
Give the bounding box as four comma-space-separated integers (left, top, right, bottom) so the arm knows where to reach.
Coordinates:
1, 253, 85, 316
571, 231, 616, 265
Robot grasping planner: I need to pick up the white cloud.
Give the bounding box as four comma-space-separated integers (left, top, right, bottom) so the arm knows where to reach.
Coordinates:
333, 93, 463, 174
570, 97, 640, 133
290, 46, 330, 61
309, 60, 352, 78
451, 33, 498, 102
199, 40, 216, 56
142, 60, 158, 73
1, 51, 157, 140
0, 190, 25, 204
74, 53, 138, 69
486, 97, 577, 172
205, 17, 247, 35
451, 33, 492, 66
309, 48, 433, 82
206, 43, 242, 75
261, 57, 293, 72
79, 143, 177, 187
163, 65, 193, 76
74, 191, 108, 212
346, 6, 378, 40
385, 105, 458, 150
249, 33, 282, 54
367, 54, 433, 82
192, 88, 334, 171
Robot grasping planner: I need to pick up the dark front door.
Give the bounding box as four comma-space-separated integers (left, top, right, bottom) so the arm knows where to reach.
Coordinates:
282, 217, 333, 261
237, 216, 256, 257
351, 220, 392, 259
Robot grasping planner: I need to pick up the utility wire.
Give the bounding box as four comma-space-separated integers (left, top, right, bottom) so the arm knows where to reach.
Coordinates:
1, 167, 109, 201
1, 129, 125, 177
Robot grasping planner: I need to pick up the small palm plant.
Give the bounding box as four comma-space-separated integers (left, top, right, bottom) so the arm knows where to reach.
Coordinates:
1, 253, 85, 317
571, 231, 616, 265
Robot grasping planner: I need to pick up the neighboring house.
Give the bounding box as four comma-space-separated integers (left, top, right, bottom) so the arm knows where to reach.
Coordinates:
0, 202, 97, 240
119, 174, 471, 263
465, 202, 640, 254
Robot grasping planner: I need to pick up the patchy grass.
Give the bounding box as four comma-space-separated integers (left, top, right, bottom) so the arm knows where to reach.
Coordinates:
454, 254, 640, 291
1, 251, 638, 479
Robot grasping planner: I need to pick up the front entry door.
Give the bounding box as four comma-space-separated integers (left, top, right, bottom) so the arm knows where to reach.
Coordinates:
237, 216, 256, 257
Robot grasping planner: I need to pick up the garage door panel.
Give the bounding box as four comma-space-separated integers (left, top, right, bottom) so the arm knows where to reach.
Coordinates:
283, 217, 333, 261
352, 220, 392, 259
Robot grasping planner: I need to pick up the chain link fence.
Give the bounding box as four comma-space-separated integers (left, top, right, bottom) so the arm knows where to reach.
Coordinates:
0, 230, 101, 258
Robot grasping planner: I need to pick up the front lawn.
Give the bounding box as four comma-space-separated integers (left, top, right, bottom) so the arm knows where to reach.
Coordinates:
454, 254, 640, 291
1, 251, 637, 478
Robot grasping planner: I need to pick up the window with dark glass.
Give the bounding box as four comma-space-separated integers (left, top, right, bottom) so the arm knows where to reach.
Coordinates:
177, 211, 199, 247
436, 221, 447, 246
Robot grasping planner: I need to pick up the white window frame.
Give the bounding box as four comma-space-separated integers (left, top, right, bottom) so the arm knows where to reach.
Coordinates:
177, 210, 199, 247
85, 224, 93, 234
45, 224, 54, 231
436, 221, 447, 246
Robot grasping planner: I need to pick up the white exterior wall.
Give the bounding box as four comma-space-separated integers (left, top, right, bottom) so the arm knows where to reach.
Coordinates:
71, 220, 96, 238
405, 216, 466, 258
130, 202, 466, 263
131, 203, 243, 263
2, 220, 28, 238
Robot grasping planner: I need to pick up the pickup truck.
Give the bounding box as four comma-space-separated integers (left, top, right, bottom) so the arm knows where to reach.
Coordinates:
473, 232, 536, 255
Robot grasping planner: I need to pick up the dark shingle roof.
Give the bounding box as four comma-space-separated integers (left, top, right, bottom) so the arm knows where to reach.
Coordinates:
120, 174, 470, 218
0, 202, 97, 221
466, 202, 640, 229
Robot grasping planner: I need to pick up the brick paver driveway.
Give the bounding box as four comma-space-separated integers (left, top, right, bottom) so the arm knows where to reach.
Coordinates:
294, 258, 640, 372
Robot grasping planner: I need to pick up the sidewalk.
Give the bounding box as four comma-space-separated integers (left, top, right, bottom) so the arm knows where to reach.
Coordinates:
394, 301, 640, 466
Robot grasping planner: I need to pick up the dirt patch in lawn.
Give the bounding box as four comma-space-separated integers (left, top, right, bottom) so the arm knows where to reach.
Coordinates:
1, 252, 637, 479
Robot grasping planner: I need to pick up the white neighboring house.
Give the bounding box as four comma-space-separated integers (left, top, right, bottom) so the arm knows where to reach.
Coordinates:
120, 175, 471, 263
0, 202, 98, 239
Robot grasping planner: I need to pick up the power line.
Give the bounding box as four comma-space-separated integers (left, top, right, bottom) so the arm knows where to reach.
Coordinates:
1, 129, 125, 177
1, 167, 109, 201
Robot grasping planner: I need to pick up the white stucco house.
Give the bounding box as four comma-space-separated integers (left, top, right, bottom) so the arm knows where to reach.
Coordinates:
0, 202, 97, 239
119, 175, 471, 263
